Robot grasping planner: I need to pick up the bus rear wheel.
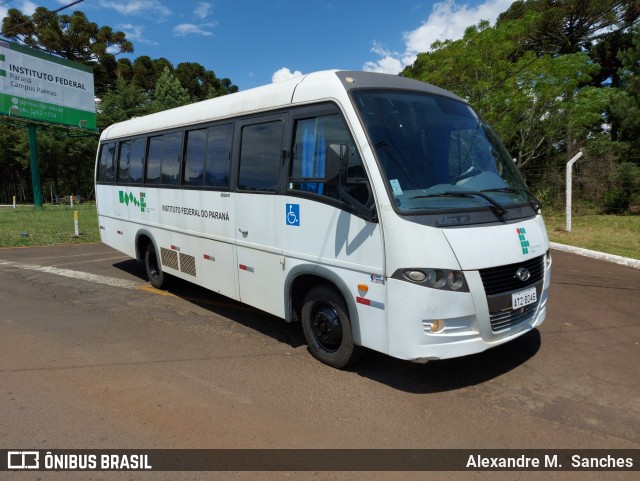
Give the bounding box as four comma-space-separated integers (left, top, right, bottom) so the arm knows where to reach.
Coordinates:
144, 243, 166, 289
301, 285, 362, 369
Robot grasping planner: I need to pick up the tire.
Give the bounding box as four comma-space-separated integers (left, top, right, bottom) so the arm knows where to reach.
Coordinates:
301, 285, 363, 368
144, 242, 166, 289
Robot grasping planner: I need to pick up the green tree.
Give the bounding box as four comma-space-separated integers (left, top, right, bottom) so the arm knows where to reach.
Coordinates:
174, 62, 238, 100
497, 0, 640, 56
151, 67, 191, 112
130, 56, 173, 94
97, 78, 150, 130
0, 125, 26, 203
612, 25, 640, 149
1, 7, 133, 95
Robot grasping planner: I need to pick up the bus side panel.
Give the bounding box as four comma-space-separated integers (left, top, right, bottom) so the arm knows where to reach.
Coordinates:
97, 184, 137, 259
98, 185, 239, 301
282, 197, 388, 354
155, 189, 238, 300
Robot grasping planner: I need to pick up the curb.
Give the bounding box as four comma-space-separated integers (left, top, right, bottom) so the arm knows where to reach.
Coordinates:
550, 242, 640, 270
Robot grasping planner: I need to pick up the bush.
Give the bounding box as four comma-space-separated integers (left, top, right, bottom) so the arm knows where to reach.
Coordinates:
601, 162, 640, 215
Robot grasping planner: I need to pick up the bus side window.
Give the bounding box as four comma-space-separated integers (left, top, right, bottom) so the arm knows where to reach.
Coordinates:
204, 124, 233, 188
161, 131, 183, 186
129, 137, 146, 184
146, 136, 162, 184
97, 142, 115, 182
184, 128, 207, 186
238, 121, 283, 192
117, 141, 131, 184
288, 114, 369, 205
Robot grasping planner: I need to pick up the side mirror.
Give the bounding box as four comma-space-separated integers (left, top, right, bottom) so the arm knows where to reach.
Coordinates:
326, 144, 348, 184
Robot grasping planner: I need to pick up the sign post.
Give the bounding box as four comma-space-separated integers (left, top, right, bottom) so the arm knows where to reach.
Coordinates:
27, 124, 42, 208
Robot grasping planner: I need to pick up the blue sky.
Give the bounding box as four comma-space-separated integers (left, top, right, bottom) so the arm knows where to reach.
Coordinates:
1, 0, 513, 90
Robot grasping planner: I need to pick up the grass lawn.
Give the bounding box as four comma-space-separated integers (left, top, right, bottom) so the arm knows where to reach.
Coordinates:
0, 203, 100, 248
543, 209, 640, 260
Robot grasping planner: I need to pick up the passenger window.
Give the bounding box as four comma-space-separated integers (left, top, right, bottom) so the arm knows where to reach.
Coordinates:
238, 121, 283, 192
146, 136, 162, 184
288, 114, 369, 205
97, 142, 115, 182
129, 137, 146, 184
204, 124, 233, 188
184, 129, 207, 186
117, 141, 131, 183
161, 132, 182, 185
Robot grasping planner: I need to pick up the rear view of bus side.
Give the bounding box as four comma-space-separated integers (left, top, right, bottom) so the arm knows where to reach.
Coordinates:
95, 70, 551, 368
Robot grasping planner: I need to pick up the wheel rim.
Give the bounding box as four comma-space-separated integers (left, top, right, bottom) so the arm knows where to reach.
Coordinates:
310, 302, 343, 352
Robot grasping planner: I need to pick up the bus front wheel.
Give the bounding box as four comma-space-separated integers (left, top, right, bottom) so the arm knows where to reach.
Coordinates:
144, 243, 166, 289
301, 285, 362, 368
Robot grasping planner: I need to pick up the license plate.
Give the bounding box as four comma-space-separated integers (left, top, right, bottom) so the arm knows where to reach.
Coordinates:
512, 287, 537, 309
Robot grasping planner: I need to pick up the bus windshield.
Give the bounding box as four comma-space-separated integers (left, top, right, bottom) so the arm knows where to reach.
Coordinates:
352, 90, 534, 214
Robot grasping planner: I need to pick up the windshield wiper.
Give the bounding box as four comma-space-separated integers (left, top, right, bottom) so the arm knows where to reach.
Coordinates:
410, 191, 507, 217
481, 187, 542, 211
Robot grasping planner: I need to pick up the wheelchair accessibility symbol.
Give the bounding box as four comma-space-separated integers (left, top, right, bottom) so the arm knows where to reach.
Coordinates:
286, 203, 300, 226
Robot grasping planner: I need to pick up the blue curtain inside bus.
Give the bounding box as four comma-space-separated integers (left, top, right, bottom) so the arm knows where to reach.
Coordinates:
300, 118, 325, 194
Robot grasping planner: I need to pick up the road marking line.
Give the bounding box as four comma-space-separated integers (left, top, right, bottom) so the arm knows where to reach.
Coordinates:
0, 260, 144, 289
51, 255, 129, 267
0, 259, 255, 311
136, 284, 177, 297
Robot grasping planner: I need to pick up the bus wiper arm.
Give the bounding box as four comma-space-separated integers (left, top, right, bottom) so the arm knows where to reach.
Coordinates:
410, 191, 508, 217
481, 187, 543, 211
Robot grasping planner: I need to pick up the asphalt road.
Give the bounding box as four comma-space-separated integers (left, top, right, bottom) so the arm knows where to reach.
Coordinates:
0, 243, 638, 481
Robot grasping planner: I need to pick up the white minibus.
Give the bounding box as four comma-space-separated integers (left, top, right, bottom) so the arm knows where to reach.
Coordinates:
95, 70, 552, 368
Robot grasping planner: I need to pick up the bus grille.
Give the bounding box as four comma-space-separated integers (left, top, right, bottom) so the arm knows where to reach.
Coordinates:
479, 255, 545, 333
479, 255, 544, 296
490, 300, 540, 332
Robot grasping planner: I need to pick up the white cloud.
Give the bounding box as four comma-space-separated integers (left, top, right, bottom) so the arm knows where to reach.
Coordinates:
194, 2, 212, 19
118, 23, 158, 46
173, 22, 217, 37
272, 67, 303, 83
99, 0, 172, 18
1, 0, 38, 20
363, 41, 404, 74
364, 0, 513, 74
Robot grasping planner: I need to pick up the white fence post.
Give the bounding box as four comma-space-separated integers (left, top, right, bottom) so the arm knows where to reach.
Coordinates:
73, 210, 79, 237
566, 150, 584, 232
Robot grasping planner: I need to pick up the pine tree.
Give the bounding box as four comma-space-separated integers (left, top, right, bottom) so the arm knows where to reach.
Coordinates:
151, 67, 192, 113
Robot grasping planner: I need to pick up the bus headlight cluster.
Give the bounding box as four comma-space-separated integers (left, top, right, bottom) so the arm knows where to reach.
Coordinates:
399, 268, 468, 292
545, 249, 552, 270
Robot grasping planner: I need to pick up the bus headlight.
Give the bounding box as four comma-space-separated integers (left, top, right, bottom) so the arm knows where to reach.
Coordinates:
426, 269, 447, 289
446, 271, 465, 291
397, 268, 468, 292
404, 270, 426, 282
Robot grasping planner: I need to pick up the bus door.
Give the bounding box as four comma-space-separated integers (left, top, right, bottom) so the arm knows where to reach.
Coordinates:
234, 115, 288, 317
284, 110, 388, 352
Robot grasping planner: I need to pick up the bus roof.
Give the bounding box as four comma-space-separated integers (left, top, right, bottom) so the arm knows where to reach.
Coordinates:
99, 70, 463, 141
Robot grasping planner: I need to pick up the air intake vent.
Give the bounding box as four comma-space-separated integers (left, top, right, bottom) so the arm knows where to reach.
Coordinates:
161, 247, 179, 270
490, 300, 540, 332
179, 253, 197, 277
